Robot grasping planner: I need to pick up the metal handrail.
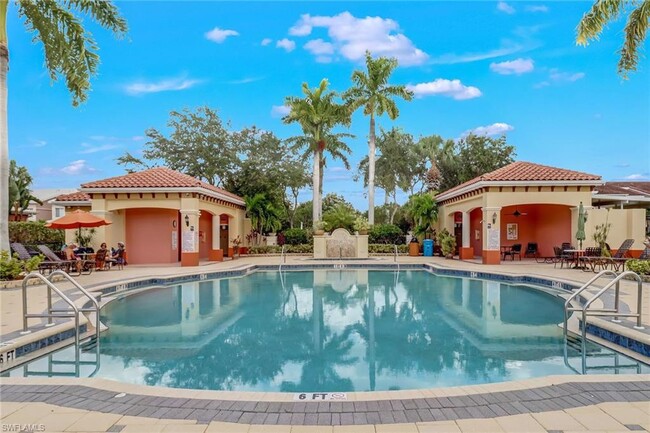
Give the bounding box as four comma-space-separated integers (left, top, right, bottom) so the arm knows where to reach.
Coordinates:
393, 245, 398, 262
48, 270, 101, 341
563, 270, 645, 340
563, 270, 618, 337
21, 273, 81, 351
279, 245, 286, 271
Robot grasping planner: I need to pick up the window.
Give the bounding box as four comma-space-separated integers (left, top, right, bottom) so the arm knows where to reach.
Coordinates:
53, 207, 65, 219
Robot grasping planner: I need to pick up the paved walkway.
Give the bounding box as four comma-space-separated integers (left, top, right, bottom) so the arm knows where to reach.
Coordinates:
1, 375, 649, 432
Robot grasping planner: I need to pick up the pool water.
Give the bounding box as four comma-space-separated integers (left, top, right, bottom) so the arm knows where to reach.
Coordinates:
4, 270, 648, 391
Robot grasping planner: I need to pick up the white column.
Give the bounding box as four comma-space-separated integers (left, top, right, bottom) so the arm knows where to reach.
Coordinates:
482, 207, 502, 252
462, 278, 470, 308
462, 211, 470, 248
212, 214, 220, 250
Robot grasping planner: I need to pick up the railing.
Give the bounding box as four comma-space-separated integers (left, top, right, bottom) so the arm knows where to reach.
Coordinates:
279, 245, 287, 272
21, 273, 81, 352
563, 270, 645, 342
48, 270, 102, 342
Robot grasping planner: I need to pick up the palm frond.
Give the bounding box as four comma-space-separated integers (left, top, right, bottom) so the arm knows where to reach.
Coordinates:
618, 1, 650, 77
576, 0, 625, 45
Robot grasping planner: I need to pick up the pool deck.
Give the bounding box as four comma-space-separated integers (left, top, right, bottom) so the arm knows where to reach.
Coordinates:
1, 255, 649, 431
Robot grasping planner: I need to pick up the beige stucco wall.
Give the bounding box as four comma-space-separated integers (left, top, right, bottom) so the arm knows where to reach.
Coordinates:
574, 207, 647, 251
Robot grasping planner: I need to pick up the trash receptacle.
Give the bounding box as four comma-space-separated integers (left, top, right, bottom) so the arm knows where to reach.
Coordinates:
423, 239, 434, 257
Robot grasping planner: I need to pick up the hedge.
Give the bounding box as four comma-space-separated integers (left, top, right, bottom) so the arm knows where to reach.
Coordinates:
283, 228, 309, 245
248, 244, 313, 254
369, 224, 405, 245
369, 244, 408, 254
9, 221, 65, 250
627, 259, 650, 275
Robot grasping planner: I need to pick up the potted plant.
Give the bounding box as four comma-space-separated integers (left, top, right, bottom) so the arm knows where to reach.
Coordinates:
354, 216, 369, 235
314, 220, 327, 236
438, 229, 457, 259
232, 235, 242, 257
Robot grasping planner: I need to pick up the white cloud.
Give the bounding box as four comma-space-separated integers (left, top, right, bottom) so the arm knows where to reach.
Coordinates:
261, 38, 272, 46
490, 58, 534, 75
204, 27, 239, 43
78, 143, 120, 154
44, 160, 97, 176
288, 12, 428, 66
132, 136, 145, 141
304, 39, 335, 55
497, 2, 516, 14
535, 68, 585, 88
406, 79, 482, 100
625, 174, 649, 180
430, 43, 525, 65
32, 140, 47, 148
526, 5, 549, 12
463, 123, 514, 137
276, 38, 296, 52
227, 77, 264, 84
271, 105, 291, 118
124, 77, 202, 95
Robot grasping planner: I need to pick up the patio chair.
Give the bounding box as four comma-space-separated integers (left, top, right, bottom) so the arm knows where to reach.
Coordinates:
37, 245, 93, 275
561, 242, 573, 252
94, 249, 114, 270
524, 242, 538, 258
605, 239, 635, 272
503, 243, 522, 261
579, 247, 605, 272
11, 242, 64, 275
553, 246, 572, 268
638, 247, 650, 260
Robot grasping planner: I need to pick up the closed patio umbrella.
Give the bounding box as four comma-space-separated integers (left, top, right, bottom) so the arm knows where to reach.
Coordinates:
46, 210, 112, 243
575, 202, 586, 250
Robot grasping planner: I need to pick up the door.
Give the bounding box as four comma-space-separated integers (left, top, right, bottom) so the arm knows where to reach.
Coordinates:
220, 224, 229, 257
454, 224, 462, 255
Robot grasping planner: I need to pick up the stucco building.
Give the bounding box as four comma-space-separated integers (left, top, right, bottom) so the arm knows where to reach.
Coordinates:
53, 168, 249, 266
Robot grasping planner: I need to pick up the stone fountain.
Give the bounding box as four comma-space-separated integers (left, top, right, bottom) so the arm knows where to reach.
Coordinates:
313, 228, 368, 259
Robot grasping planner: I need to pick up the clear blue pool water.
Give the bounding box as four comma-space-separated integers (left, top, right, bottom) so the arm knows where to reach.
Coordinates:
4, 270, 648, 391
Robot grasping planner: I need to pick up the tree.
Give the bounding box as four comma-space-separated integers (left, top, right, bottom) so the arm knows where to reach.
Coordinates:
344, 51, 413, 226
357, 127, 425, 223
435, 134, 515, 192
577, 0, 650, 78
245, 193, 282, 244
0, 0, 127, 251
283, 160, 311, 228
117, 106, 235, 187
283, 79, 350, 227
8, 160, 40, 221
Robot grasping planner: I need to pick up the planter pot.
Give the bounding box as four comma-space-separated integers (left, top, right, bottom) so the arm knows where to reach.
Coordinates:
445, 254, 454, 259
358, 229, 368, 235
409, 242, 420, 256
314, 229, 325, 235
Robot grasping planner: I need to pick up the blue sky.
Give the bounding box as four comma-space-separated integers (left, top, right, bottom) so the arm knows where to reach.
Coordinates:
7, 1, 650, 209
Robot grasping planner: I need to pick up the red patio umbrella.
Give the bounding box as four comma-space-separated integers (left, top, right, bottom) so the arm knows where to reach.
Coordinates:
46, 210, 112, 242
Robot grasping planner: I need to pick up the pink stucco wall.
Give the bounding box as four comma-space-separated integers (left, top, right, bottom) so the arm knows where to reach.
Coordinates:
500, 204, 571, 257
125, 208, 179, 264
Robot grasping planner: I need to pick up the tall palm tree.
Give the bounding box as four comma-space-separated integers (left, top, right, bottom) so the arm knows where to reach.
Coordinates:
283, 79, 350, 225
344, 51, 413, 226
0, 1, 127, 251
577, 0, 650, 78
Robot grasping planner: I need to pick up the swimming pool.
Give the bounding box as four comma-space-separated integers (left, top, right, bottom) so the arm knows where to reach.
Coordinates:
4, 270, 648, 391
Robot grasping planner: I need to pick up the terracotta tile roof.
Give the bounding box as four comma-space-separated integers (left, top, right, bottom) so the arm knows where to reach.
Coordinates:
55, 191, 91, 202
594, 181, 650, 196
438, 161, 601, 200
80, 167, 244, 203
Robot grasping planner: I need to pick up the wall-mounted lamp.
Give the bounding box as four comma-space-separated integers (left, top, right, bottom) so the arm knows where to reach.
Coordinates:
492, 212, 498, 224
184, 214, 190, 227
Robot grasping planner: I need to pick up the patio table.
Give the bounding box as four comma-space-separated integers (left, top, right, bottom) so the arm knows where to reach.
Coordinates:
563, 249, 586, 269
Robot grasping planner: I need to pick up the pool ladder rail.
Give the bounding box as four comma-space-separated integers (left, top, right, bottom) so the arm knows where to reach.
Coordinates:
279, 245, 287, 272
21, 270, 103, 355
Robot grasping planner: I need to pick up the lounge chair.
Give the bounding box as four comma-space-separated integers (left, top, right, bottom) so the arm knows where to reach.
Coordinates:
604, 239, 635, 272
638, 247, 650, 260
11, 242, 65, 275
503, 243, 522, 261
524, 242, 538, 258
579, 247, 605, 272
37, 245, 94, 275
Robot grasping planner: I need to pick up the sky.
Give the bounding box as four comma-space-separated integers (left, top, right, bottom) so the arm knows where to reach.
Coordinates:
7, 1, 650, 210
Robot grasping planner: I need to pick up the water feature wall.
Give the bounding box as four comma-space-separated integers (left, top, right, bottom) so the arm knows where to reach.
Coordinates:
313, 228, 369, 259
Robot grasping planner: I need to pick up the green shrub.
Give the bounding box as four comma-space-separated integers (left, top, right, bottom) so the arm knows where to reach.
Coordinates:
248, 244, 313, 254
368, 244, 408, 254
322, 204, 356, 232
369, 224, 404, 244
9, 221, 65, 249
0, 251, 23, 280
627, 259, 650, 275
283, 228, 309, 245
437, 228, 457, 258
24, 255, 44, 273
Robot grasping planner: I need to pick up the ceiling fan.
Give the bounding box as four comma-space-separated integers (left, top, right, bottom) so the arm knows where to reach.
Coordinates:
509, 208, 528, 217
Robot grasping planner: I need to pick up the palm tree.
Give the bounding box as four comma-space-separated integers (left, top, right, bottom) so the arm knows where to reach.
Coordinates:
0, 1, 127, 251
577, 0, 650, 78
8, 160, 41, 221
283, 79, 350, 226
344, 51, 413, 226
245, 193, 282, 244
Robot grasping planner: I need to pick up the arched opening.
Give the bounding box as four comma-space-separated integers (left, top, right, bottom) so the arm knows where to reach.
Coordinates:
500, 204, 572, 257
198, 209, 215, 260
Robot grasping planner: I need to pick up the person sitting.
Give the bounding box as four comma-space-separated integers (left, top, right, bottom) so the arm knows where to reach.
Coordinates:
110, 242, 126, 269
95, 243, 115, 270
64, 243, 83, 273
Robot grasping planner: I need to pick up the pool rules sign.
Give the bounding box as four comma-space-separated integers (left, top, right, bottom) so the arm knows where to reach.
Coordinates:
293, 392, 348, 401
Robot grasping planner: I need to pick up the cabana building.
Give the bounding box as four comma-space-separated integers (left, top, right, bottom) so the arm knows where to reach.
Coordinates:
436, 162, 647, 264
53, 168, 248, 266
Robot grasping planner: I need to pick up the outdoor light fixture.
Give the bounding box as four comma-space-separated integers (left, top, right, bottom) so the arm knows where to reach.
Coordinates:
492, 212, 497, 224
185, 214, 190, 227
